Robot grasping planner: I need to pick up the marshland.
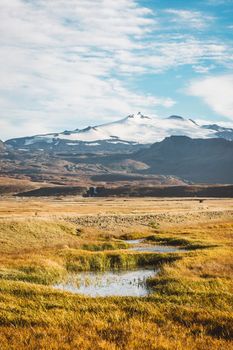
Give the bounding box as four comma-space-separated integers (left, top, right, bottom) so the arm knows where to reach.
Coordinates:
0, 197, 232, 349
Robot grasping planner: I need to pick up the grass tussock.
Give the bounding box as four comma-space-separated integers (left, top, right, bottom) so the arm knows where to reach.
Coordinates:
81, 240, 129, 251
63, 249, 179, 272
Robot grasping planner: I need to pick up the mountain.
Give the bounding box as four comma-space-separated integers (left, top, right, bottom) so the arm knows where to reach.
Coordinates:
0, 140, 5, 152
1, 135, 232, 185
3, 113, 233, 185
6, 112, 232, 153
134, 136, 233, 183
202, 124, 233, 141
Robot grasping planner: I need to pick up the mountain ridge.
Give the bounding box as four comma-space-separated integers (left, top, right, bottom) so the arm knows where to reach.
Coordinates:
5, 112, 233, 153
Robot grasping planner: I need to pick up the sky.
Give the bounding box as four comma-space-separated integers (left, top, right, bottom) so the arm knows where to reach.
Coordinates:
0, 0, 233, 140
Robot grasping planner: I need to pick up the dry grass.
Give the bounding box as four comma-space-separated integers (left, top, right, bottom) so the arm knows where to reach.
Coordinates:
0, 197, 232, 218
0, 198, 232, 349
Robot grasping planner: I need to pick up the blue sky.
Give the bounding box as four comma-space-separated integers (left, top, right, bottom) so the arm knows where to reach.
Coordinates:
0, 0, 233, 139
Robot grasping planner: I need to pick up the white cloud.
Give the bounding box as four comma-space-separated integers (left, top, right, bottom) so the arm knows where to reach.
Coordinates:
0, 0, 175, 139
0, 0, 233, 139
147, 39, 230, 72
192, 64, 215, 74
187, 75, 233, 120
164, 9, 214, 29
111, 35, 232, 76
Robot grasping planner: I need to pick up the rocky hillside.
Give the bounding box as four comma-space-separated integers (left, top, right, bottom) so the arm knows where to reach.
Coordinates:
134, 136, 233, 183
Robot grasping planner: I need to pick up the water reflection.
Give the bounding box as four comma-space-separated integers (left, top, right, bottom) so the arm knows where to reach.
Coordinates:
129, 245, 185, 253
54, 268, 157, 297
123, 239, 185, 253
124, 239, 145, 245
54, 238, 184, 297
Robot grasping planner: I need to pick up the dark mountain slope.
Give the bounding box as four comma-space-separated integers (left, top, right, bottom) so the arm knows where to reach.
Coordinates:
134, 136, 233, 183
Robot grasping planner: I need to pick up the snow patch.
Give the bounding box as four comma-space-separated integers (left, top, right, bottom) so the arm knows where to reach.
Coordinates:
21, 112, 224, 146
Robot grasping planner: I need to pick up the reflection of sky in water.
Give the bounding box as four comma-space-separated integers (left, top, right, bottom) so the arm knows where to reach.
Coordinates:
54, 268, 157, 297
124, 239, 186, 253
54, 240, 185, 297
129, 245, 185, 253
124, 239, 144, 245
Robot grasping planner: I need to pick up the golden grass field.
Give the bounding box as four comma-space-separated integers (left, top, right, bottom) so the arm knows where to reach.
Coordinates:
0, 197, 232, 349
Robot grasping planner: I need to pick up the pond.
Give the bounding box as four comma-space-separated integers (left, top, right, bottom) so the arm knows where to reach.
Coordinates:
124, 239, 145, 245
129, 245, 185, 253
54, 238, 185, 297
124, 239, 185, 253
54, 267, 157, 297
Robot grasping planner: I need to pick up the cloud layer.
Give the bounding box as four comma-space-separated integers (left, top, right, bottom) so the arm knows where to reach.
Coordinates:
0, 0, 233, 139
0, 0, 167, 138
187, 75, 233, 120
163, 9, 214, 29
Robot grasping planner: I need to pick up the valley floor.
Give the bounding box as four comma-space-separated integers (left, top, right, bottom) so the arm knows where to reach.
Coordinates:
0, 197, 232, 349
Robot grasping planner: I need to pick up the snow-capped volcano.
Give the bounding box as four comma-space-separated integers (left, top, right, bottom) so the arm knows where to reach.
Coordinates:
6, 112, 233, 152
55, 112, 213, 143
